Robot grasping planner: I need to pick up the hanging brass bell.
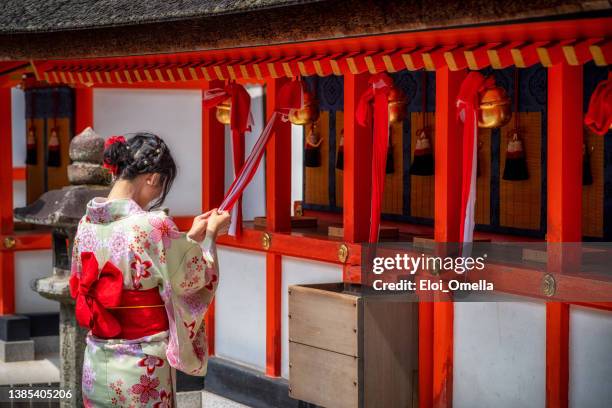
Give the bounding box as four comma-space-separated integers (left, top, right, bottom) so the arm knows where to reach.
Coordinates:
478, 86, 512, 128
215, 98, 232, 125
288, 90, 320, 126
388, 87, 407, 124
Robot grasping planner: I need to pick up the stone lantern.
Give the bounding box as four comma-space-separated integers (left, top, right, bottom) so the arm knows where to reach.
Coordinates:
14, 127, 110, 407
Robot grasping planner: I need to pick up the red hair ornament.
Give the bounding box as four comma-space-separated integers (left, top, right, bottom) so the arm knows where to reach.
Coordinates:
103, 135, 127, 176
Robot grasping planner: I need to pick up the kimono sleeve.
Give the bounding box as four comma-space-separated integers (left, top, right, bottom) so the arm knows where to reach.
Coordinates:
69, 216, 86, 279
159, 228, 219, 376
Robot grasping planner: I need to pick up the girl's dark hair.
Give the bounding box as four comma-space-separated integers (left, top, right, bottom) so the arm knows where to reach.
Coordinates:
103, 132, 177, 209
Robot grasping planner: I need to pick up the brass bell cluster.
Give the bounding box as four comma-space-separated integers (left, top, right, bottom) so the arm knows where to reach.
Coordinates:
477, 86, 512, 128
388, 86, 408, 124
288, 88, 320, 126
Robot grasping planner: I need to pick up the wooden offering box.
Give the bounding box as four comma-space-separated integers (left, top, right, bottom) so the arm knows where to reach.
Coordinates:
288, 283, 418, 408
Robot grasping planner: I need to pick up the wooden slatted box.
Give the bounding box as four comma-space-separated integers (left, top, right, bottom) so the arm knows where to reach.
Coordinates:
288, 283, 418, 408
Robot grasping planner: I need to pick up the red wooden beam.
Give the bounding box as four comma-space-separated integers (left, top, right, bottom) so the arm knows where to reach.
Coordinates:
343, 72, 372, 243
216, 228, 361, 265
0, 88, 15, 315
0, 233, 52, 251
545, 63, 583, 408
264, 78, 292, 377
428, 67, 467, 408
266, 253, 282, 376
202, 80, 226, 213
75, 87, 93, 133
546, 302, 570, 408
434, 68, 464, 243
265, 78, 292, 233
547, 64, 583, 244
202, 80, 226, 357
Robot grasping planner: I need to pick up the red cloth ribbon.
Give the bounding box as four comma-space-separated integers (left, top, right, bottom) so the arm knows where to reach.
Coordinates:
103, 135, 127, 176
203, 84, 252, 236
456, 72, 496, 243
585, 72, 612, 136
278, 79, 307, 111
218, 79, 305, 214
356, 73, 394, 243
69, 252, 123, 338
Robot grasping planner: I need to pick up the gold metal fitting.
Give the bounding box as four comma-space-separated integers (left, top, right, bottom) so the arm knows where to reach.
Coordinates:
262, 232, 271, 250
338, 244, 349, 263
542, 273, 556, 297
3, 236, 16, 249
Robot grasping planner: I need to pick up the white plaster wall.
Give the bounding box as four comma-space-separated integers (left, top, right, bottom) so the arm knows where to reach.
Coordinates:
12, 87, 26, 207
14, 250, 59, 314
280, 257, 343, 378
453, 300, 546, 408
214, 247, 267, 371
13, 181, 26, 208
569, 306, 612, 408
224, 85, 266, 221
290, 125, 303, 214
94, 89, 202, 215
12, 87, 26, 166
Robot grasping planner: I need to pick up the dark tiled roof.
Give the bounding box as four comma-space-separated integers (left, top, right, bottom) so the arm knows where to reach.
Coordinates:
0, 0, 608, 60
0, 0, 313, 33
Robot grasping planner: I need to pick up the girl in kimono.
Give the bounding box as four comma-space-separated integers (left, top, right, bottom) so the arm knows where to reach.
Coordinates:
69, 133, 230, 407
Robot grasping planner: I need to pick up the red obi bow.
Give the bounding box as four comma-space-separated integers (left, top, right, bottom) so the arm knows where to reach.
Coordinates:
69, 252, 123, 338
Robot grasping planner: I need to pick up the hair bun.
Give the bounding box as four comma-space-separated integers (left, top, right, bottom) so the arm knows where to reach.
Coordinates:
103, 135, 131, 176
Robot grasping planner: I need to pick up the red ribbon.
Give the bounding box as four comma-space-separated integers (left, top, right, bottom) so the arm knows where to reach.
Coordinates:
218, 79, 305, 214
203, 84, 252, 236
356, 73, 394, 243
69, 252, 123, 338
585, 72, 612, 136
456, 72, 496, 243
278, 79, 307, 111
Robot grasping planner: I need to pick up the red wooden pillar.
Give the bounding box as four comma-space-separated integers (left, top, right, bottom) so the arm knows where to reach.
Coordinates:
426, 67, 466, 408
266, 77, 292, 233
343, 73, 372, 243
75, 87, 93, 132
545, 63, 582, 408
434, 67, 464, 244
265, 77, 292, 376
202, 80, 226, 356
0, 88, 15, 315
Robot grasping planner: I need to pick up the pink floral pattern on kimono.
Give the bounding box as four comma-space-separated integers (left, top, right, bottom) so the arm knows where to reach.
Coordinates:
149, 216, 181, 248
139, 355, 165, 375
154, 390, 173, 408
131, 254, 153, 289
131, 375, 160, 403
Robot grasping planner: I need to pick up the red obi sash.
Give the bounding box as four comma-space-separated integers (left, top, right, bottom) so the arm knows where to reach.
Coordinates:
69, 252, 169, 340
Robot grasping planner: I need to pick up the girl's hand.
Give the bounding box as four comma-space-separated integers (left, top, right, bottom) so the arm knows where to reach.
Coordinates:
187, 210, 214, 242
206, 210, 231, 237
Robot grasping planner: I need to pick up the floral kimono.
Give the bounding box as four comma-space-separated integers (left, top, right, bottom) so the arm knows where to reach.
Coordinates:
69, 197, 218, 407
